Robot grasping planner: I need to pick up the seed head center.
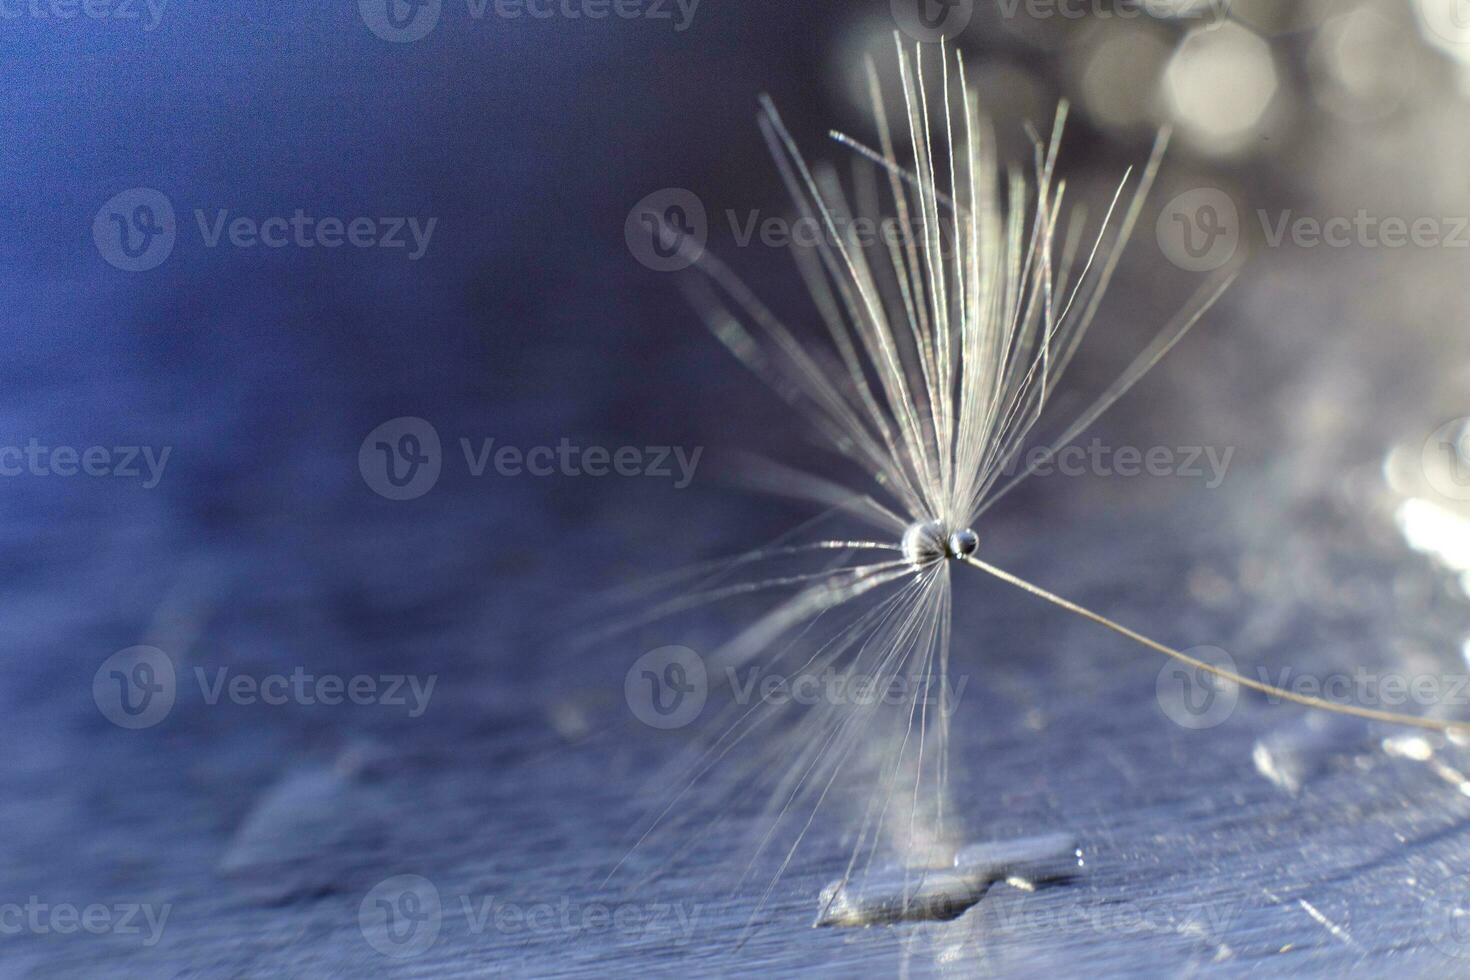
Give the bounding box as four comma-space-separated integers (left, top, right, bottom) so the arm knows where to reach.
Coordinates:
901, 521, 979, 565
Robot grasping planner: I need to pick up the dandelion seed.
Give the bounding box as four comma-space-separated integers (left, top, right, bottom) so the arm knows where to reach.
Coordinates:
609, 34, 1470, 931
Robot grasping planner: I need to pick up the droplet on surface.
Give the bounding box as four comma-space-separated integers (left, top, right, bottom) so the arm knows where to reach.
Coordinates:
815, 867, 989, 928
815, 832, 1080, 927
952, 832, 1081, 888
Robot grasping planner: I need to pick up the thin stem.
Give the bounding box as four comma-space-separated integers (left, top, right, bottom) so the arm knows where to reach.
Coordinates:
959, 555, 1470, 735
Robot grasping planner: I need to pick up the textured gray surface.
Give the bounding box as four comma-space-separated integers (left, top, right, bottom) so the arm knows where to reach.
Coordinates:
10, 412, 1470, 978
